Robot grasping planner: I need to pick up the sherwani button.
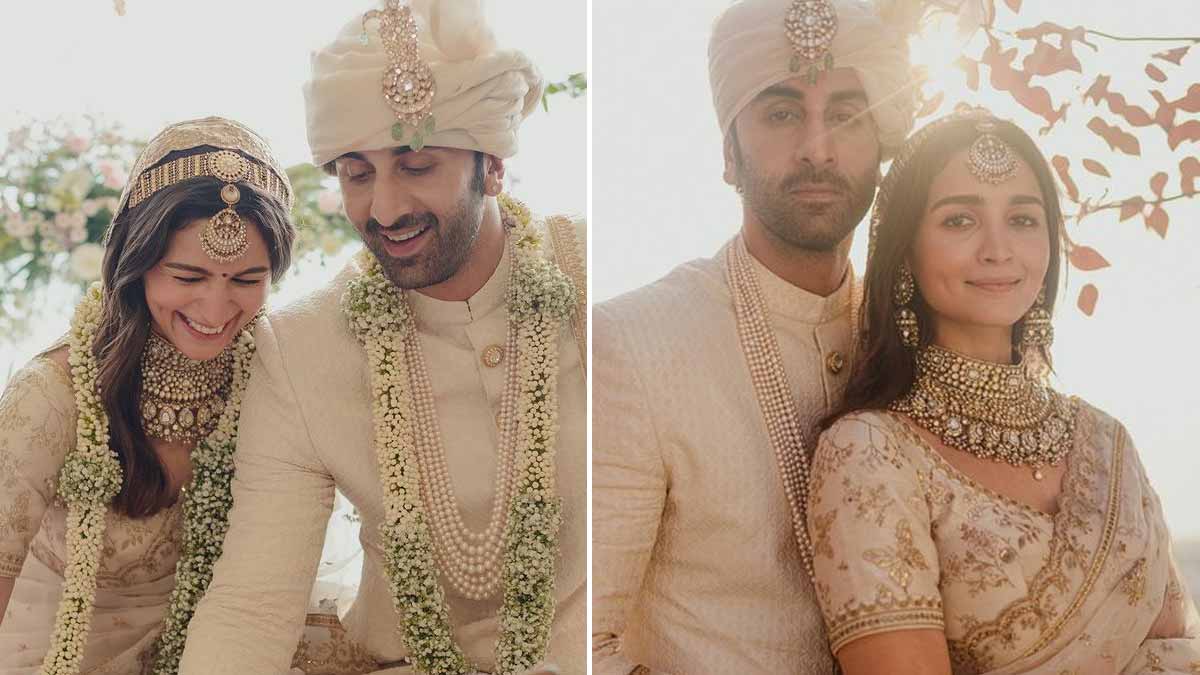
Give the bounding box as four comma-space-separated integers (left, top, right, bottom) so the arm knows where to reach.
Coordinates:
826, 351, 845, 375
481, 344, 505, 368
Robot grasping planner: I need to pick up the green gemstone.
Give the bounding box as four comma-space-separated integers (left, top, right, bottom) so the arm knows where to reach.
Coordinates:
391, 122, 406, 142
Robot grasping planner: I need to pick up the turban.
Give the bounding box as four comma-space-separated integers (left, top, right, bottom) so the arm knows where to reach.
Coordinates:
709, 0, 923, 159
304, 0, 544, 166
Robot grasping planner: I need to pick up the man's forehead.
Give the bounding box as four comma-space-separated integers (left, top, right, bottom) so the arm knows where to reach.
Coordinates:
335, 147, 420, 164
752, 68, 868, 104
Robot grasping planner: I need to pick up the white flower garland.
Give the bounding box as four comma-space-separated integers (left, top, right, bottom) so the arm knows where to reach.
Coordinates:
41, 282, 255, 675
343, 194, 573, 675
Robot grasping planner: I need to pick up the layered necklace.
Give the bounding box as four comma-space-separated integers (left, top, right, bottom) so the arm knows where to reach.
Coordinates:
890, 345, 1076, 480
726, 234, 859, 584
343, 194, 574, 675
139, 331, 232, 443
44, 284, 255, 675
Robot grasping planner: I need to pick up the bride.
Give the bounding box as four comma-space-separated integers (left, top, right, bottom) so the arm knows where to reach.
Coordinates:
0, 117, 295, 674
808, 107, 1199, 674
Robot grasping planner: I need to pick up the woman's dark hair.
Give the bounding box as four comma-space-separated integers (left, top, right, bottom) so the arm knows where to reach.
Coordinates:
821, 117, 1065, 430
95, 146, 295, 517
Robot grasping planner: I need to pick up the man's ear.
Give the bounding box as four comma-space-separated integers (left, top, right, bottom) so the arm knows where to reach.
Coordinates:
484, 154, 506, 196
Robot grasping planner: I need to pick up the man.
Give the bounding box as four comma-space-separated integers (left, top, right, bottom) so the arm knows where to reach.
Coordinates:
592, 0, 917, 672
179, 2, 586, 673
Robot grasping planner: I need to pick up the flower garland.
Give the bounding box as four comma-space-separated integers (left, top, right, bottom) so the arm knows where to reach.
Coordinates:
41, 282, 255, 675
343, 194, 573, 675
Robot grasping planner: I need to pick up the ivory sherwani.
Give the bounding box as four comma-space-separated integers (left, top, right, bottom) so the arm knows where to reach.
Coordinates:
592, 238, 852, 675
179, 217, 587, 675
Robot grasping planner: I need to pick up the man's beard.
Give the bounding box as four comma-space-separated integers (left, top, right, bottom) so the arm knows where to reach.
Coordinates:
736, 155, 877, 252
362, 188, 486, 290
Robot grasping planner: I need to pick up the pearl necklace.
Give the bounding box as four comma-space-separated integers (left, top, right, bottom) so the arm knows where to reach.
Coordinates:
890, 345, 1075, 480
726, 234, 859, 584
404, 256, 519, 600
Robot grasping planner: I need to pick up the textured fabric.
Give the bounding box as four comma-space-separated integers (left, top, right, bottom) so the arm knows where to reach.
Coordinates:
708, 0, 918, 159
592, 238, 856, 675
809, 405, 1200, 674
0, 358, 181, 674
179, 216, 587, 674
304, 0, 543, 165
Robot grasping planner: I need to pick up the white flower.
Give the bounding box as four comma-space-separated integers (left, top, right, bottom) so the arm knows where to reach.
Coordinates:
317, 189, 342, 215
320, 232, 344, 256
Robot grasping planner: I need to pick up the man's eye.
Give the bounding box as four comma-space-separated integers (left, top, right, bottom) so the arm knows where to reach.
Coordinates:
769, 110, 799, 122
345, 172, 371, 183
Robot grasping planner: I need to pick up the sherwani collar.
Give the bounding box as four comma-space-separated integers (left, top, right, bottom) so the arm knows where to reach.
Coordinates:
407, 243, 511, 329
738, 237, 852, 324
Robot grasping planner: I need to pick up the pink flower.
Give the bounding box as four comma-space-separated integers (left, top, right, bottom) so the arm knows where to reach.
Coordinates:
64, 134, 92, 155
82, 199, 102, 217
317, 190, 342, 215
3, 213, 35, 238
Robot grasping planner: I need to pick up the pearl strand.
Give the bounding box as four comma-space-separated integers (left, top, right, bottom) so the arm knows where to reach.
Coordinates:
403, 250, 521, 600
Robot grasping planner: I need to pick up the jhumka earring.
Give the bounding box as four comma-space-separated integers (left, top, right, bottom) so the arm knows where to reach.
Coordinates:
894, 263, 920, 348
1020, 286, 1053, 347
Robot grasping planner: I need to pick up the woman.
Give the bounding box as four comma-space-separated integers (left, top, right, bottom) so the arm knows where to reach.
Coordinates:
0, 117, 295, 674
807, 107, 1199, 674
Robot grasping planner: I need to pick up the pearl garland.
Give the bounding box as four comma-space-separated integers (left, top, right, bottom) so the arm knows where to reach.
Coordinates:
726, 236, 859, 586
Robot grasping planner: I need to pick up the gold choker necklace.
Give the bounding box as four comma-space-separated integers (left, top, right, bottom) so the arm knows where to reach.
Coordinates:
139, 331, 233, 443
890, 345, 1075, 480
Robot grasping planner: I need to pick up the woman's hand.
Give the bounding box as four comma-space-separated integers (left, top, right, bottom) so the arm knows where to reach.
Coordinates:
836, 628, 953, 675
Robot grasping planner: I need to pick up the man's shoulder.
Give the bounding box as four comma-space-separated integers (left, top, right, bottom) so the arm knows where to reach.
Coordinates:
596, 254, 726, 332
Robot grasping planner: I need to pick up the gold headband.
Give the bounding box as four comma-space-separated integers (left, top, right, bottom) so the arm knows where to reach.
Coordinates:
126, 150, 290, 264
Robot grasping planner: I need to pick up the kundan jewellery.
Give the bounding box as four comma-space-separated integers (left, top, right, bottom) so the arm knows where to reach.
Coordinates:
890, 345, 1076, 481
363, 0, 438, 151
893, 263, 920, 349
726, 234, 860, 585
343, 194, 575, 675
139, 331, 232, 443
966, 119, 1019, 184
41, 283, 257, 675
785, 0, 839, 82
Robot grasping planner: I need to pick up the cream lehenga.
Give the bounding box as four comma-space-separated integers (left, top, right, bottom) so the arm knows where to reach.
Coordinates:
807, 110, 1200, 674
0, 118, 368, 675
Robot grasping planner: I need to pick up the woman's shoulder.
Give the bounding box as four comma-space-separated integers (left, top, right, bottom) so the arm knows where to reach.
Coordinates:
4, 348, 74, 405
814, 409, 929, 476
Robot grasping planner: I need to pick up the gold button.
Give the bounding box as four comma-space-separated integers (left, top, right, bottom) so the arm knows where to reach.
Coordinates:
481, 344, 505, 368
999, 547, 1016, 564
826, 351, 845, 375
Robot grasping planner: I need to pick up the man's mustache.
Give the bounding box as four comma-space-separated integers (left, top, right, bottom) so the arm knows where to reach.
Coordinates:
778, 166, 852, 194
366, 212, 439, 234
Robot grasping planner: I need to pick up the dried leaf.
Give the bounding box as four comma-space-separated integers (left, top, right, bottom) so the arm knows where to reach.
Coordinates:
1051, 156, 1079, 202
956, 56, 980, 91
982, 36, 1068, 129
1087, 117, 1141, 155
1119, 196, 1145, 221
1167, 120, 1200, 150
1068, 245, 1110, 271
1153, 45, 1191, 65
1177, 83, 1200, 113
1023, 41, 1082, 77
1081, 159, 1110, 177
917, 90, 945, 119
1084, 76, 1153, 127
1145, 206, 1169, 238
1077, 284, 1098, 316
1013, 22, 1093, 49
1150, 172, 1168, 197
1145, 64, 1168, 83
1181, 156, 1200, 196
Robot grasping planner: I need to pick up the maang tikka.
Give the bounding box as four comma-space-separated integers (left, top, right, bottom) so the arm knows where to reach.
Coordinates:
363, 0, 437, 151
966, 119, 1019, 184
893, 263, 920, 348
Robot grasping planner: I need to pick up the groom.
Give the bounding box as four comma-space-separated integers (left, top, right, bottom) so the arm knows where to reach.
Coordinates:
178, 2, 586, 673
592, 0, 917, 672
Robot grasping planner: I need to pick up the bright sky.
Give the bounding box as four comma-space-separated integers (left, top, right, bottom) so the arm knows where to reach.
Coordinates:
594, 1, 1200, 538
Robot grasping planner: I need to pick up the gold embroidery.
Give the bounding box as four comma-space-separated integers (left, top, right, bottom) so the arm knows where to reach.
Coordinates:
291, 612, 381, 675
940, 524, 1016, 597
546, 214, 586, 375
826, 586, 944, 653
863, 518, 928, 592
844, 480, 895, 527
810, 509, 837, 559
1118, 557, 1147, 606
